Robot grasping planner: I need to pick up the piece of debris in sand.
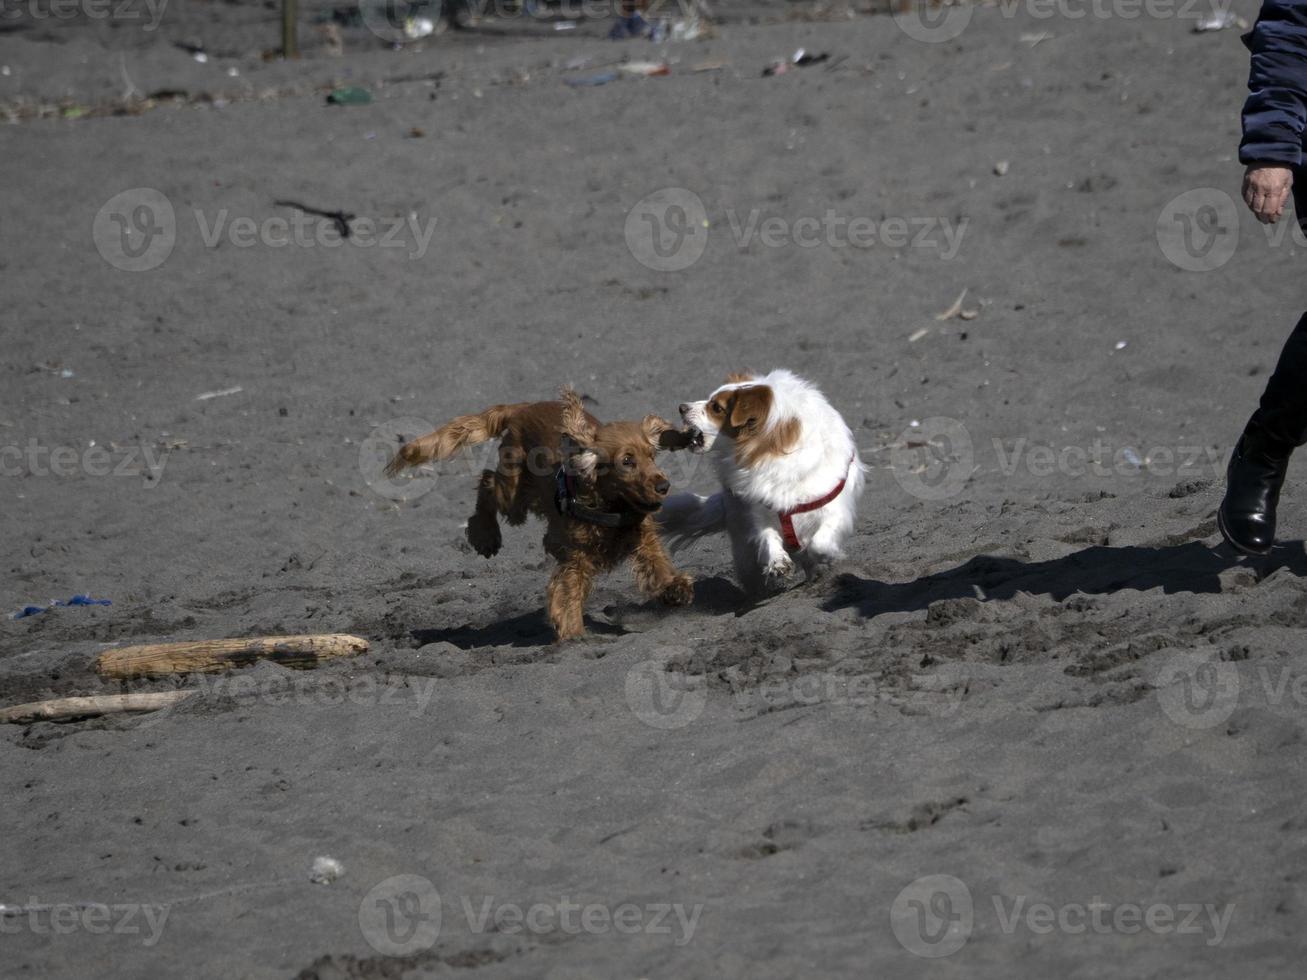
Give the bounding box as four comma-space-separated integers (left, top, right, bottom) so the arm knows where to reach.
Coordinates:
1194, 11, 1245, 31
96, 634, 371, 679
195, 385, 243, 401
565, 70, 620, 87
404, 16, 434, 39
273, 199, 355, 238
993, 160, 1010, 176
908, 328, 931, 343
0, 691, 195, 725
12, 595, 111, 620
326, 86, 372, 106
619, 61, 670, 77
310, 857, 345, 885
764, 48, 832, 77
935, 289, 968, 321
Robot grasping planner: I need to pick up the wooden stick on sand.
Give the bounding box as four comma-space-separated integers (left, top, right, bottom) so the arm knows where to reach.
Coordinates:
96, 634, 369, 679
0, 691, 195, 724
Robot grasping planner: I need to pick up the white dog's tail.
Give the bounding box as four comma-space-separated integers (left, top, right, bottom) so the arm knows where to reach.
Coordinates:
657, 492, 727, 550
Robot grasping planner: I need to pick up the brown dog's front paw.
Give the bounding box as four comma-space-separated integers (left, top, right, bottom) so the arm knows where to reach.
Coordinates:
658, 574, 695, 607
466, 517, 502, 558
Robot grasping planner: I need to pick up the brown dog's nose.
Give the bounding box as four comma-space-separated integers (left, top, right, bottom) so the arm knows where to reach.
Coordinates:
655, 479, 670, 496
678, 403, 690, 417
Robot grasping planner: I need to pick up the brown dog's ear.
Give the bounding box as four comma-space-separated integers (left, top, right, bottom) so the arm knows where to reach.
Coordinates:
641, 414, 692, 452
559, 386, 598, 443
561, 435, 599, 480
559, 386, 600, 479
727, 385, 772, 432
725, 371, 755, 384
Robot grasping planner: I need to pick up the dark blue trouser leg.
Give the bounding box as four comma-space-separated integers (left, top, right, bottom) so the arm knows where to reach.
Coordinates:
1246, 167, 1307, 451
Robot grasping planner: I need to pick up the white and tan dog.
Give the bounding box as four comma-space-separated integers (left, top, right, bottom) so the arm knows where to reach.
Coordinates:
659, 369, 865, 593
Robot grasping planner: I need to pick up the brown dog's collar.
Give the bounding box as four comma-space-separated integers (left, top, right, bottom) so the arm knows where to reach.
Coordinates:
554, 467, 645, 529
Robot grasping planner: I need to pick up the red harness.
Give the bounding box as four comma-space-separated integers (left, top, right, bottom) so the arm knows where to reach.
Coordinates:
777, 456, 855, 552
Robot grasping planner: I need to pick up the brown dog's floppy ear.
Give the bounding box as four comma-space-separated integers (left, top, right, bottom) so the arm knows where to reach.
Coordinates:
642, 414, 692, 452
725, 371, 755, 384
559, 386, 597, 445
727, 385, 772, 433
559, 386, 600, 479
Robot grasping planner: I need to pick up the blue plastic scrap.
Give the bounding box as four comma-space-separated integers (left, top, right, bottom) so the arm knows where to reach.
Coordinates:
11, 595, 112, 619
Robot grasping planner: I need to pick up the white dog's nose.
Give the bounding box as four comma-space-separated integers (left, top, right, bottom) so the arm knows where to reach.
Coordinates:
678, 403, 690, 417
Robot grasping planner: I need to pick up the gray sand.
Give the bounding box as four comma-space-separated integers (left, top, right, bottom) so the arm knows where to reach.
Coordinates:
3, 0, 1306, 976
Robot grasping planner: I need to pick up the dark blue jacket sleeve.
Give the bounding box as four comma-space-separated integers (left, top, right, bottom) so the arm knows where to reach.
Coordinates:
1240, 0, 1307, 166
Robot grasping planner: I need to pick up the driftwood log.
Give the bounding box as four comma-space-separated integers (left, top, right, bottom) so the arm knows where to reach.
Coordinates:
96, 634, 369, 679
0, 691, 195, 724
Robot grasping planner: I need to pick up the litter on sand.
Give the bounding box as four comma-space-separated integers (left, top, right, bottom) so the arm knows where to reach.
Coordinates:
12, 595, 112, 620
564, 70, 620, 87
309, 857, 345, 885
1194, 11, 1245, 31
935, 289, 968, 321
195, 385, 244, 401
618, 61, 670, 77
764, 48, 831, 76
326, 86, 372, 106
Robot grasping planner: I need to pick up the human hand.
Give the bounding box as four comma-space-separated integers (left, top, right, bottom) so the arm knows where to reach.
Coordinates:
1242, 164, 1295, 224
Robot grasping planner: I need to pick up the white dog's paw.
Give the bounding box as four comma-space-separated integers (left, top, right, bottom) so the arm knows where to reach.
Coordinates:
762, 552, 795, 589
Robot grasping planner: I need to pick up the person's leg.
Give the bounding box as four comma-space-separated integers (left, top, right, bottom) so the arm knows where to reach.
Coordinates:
1219, 167, 1307, 554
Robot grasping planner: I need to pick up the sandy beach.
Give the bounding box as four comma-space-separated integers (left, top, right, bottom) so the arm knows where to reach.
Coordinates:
3, 0, 1307, 975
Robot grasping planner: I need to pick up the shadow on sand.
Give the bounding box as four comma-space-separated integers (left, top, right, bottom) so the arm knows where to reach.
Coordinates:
412, 576, 749, 649
823, 540, 1307, 619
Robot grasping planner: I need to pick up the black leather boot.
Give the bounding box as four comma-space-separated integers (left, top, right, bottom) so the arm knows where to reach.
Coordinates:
1218, 426, 1291, 555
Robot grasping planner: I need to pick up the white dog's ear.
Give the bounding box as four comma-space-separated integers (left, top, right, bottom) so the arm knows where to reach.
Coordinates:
728, 384, 773, 432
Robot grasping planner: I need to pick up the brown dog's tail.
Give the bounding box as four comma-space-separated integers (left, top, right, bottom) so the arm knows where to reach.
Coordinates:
384, 404, 528, 478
